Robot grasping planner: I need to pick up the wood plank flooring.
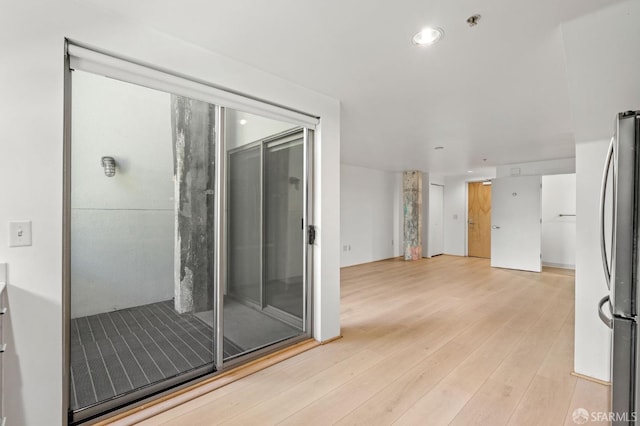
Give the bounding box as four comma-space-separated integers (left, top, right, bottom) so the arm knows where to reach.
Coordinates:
135, 255, 609, 425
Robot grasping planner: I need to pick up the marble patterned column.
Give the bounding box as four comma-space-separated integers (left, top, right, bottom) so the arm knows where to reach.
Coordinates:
403, 171, 423, 260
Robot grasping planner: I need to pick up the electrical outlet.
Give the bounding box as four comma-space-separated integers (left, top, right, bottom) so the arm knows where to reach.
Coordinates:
9, 221, 32, 247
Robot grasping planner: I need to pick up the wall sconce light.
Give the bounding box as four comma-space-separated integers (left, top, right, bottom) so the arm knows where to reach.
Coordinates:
289, 176, 300, 190
101, 156, 116, 177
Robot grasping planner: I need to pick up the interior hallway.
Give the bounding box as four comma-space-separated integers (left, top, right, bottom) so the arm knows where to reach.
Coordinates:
137, 255, 609, 425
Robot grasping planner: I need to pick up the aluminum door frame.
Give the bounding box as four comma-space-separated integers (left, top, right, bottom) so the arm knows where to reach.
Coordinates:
263, 134, 307, 329
302, 128, 314, 335
225, 128, 307, 326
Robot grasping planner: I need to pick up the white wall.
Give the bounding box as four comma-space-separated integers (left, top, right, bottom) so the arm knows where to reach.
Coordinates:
340, 164, 398, 267
496, 157, 575, 177
574, 140, 611, 381
562, 0, 640, 143
541, 174, 576, 269
0, 2, 341, 424
394, 173, 403, 259
71, 71, 174, 317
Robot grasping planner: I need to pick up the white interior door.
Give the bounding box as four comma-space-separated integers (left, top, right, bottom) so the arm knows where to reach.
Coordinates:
491, 176, 542, 272
429, 184, 444, 256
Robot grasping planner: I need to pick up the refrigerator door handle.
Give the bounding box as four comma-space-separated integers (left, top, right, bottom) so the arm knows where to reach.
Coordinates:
600, 136, 615, 290
598, 295, 613, 329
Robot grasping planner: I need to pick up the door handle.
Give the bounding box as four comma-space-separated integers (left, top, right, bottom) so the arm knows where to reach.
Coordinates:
491, 225, 500, 229
308, 225, 316, 245
600, 137, 614, 291
598, 295, 613, 329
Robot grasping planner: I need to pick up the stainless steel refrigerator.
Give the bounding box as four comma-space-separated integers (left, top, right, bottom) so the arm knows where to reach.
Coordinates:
598, 110, 640, 425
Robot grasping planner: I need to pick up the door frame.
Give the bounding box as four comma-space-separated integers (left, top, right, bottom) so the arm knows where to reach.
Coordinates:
466, 179, 493, 258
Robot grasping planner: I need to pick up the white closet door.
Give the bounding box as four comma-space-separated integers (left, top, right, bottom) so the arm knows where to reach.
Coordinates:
429, 184, 444, 256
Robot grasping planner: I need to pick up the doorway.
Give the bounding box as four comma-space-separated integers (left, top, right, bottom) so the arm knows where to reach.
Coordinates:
467, 181, 492, 258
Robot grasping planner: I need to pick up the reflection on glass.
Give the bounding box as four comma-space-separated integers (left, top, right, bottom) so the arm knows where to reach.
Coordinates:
224, 110, 305, 359
228, 146, 261, 305
69, 71, 216, 417
264, 138, 304, 321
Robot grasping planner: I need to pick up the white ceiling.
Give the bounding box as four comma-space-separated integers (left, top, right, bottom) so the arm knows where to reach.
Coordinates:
87, 0, 638, 175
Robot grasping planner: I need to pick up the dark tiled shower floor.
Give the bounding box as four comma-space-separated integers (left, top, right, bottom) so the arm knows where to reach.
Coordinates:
69, 300, 242, 411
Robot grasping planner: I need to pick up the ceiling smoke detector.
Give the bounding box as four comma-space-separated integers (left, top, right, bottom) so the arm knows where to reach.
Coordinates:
466, 14, 481, 27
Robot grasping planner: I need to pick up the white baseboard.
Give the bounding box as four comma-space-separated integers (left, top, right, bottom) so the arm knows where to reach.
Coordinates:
542, 261, 575, 270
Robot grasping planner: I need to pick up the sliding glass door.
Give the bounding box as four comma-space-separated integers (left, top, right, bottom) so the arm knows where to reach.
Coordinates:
66, 60, 313, 423
224, 111, 308, 359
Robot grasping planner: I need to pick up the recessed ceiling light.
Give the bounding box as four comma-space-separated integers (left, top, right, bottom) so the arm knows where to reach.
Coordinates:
434, 146, 445, 150
467, 170, 473, 173
412, 27, 444, 46
239, 119, 247, 125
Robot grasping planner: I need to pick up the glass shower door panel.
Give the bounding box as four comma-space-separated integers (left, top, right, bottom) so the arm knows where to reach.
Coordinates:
264, 138, 305, 321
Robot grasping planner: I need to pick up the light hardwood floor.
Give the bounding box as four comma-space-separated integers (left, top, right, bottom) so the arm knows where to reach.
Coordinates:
136, 256, 610, 425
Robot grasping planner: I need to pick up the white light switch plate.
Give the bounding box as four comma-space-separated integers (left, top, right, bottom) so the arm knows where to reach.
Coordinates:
9, 221, 32, 247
